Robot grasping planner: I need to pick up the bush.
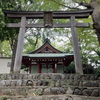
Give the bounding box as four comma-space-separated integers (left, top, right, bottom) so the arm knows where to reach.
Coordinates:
65, 62, 75, 73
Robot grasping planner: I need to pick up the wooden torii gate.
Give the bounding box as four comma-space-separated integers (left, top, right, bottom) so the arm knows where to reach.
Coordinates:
3, 9, 93, 74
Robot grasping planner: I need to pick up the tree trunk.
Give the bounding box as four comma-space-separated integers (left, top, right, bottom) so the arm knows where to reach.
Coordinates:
90, 0, 100, 44
0, 41, 3, 57
10, 35, 18, 73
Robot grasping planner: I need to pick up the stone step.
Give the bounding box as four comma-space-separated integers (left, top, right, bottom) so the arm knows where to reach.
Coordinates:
1, 86, 100, 97
0, 95, 73, 100
0, 79, 100, 88
0, 86, 67, 96
71, 95, 100, 100
0, 95, 100, 100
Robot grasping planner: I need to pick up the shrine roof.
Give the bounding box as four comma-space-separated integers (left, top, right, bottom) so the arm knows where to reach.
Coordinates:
23, 53, 73, 58
28, 38, 63, 54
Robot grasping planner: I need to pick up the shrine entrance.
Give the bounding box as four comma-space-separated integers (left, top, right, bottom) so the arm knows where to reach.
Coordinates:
41, 64, 54, 73
3, 9, 93, 74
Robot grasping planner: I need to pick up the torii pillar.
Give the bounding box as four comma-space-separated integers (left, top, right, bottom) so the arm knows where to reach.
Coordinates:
13, 16, 26, 73
71, 16, 83, 74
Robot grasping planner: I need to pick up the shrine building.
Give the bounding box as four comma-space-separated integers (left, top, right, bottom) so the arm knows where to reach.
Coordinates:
22, 38, 74, 73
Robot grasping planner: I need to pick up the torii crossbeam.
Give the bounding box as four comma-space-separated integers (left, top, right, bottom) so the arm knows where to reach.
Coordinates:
3, 9, 93, 74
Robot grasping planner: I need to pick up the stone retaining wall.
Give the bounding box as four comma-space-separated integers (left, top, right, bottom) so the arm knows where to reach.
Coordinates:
1, 86, 100, 97
0, 73, 98, 80
0, 73, 99, 87
0, 73, 100, 98
0, 79, 100, 87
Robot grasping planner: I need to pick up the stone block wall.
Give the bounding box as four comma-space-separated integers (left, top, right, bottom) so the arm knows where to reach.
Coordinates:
0, 73, 100, 98
0, 73, 98, 81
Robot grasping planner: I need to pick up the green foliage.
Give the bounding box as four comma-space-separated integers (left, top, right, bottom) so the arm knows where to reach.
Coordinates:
39, 0, 65, 11
21, 63, 29, 72
96, 0, 100, 4
9, 89, 15, 95
93, 66, 100, 77
2, 74, 7, 80
33, 92, 36, 96
0, 40, 12, 57
0, 0, 21, 41
0, 95, 7, 100
23, 37, 42, 54
65, 62, 75, 73
77, 17, 100, 67
22, 90, 28, 95
37, 90, 43, 95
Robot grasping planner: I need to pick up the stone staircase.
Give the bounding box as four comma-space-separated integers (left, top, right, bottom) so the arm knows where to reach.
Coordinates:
0, 73, 100, 100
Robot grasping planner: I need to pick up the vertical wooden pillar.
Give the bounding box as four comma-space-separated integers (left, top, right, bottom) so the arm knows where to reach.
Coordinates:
63, 63, 65, 73
14, 16, 26, 73
29, 65, 31, 73
55, 63, 57, 73
52, 64, 54, 73
37, 63, 40, 73
70, 16, 83, 74
40, 64, 42, 73
46, 64, 48, 73
29, 60, 31, 73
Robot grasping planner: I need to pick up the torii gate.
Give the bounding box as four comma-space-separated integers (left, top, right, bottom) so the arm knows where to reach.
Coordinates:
3, 9, 93, 74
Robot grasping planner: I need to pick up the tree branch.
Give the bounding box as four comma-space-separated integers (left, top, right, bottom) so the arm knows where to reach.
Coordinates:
66, 32, 72, 42
48, 0, 81, 10
94, 50, 100, 57
75, 1, 91, 9
24, 36, 34, 45
35, 38, 38, 46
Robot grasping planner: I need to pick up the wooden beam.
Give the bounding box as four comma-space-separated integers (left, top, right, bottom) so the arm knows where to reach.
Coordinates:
3, 9, 93, 19
7, 23, 20, 27
7, 23, 90, 28
3, 9, 93, 15
13, 16, 26, 73
7, 13, 90, 19
70, 16, 83, 74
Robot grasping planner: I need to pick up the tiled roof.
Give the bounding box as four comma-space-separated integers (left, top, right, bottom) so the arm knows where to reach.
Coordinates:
23, 53, 73, 58
28, 38, 63, 54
